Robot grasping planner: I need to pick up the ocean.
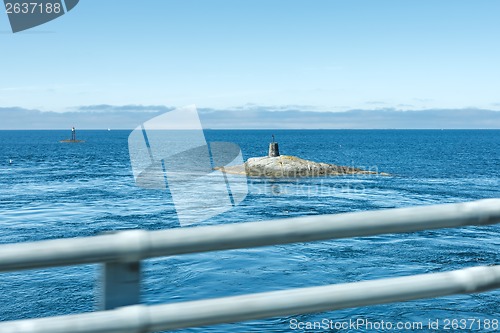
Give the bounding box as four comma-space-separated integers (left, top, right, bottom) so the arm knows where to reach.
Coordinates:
0, 129, 499, 332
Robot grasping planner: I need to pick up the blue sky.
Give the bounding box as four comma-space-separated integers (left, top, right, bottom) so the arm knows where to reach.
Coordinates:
1, 0, 500, 113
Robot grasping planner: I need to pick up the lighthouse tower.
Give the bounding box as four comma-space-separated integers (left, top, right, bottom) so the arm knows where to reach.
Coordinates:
268, 135, 280, 157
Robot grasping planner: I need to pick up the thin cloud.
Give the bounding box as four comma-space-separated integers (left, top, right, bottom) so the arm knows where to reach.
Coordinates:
75, 104, 174, 113
365, 101, 386, 105
218, 104, 322, 112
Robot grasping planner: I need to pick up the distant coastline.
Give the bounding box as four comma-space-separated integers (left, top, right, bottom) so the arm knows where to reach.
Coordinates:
1, 107, 500, 130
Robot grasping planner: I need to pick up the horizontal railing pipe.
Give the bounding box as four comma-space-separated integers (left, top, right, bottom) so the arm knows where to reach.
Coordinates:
1, 265, 499, 333
0, 199, 499, 272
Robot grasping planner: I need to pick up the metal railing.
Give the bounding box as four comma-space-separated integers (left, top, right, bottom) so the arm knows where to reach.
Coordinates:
0, 199, 499, 332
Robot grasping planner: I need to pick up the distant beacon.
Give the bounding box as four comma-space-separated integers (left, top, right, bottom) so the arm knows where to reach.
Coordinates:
60, 127, 85, 143
268, 135, 280, 157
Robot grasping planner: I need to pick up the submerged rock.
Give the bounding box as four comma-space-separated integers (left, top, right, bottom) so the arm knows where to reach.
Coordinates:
216, 155, 389, 178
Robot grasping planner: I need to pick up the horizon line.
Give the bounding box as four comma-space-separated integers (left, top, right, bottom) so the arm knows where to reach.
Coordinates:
1, 128, 499, 131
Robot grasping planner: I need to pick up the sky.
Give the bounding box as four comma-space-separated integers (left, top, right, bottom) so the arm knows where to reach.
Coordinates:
1, 1, 500, 123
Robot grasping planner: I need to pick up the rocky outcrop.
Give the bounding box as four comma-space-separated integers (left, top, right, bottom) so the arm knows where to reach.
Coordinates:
216, 155, 389, 178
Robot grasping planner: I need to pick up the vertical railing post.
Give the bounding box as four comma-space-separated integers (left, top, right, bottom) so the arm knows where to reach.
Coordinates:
101, 261, 141, 310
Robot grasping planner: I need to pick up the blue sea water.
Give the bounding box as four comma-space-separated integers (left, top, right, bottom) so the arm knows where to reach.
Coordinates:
0, 129, 499, 332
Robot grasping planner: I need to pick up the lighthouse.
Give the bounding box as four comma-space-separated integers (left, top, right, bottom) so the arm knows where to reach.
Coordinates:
268, 135, 280, 157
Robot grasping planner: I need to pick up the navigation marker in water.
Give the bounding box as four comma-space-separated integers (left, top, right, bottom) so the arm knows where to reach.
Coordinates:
60, 127, 85, 143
